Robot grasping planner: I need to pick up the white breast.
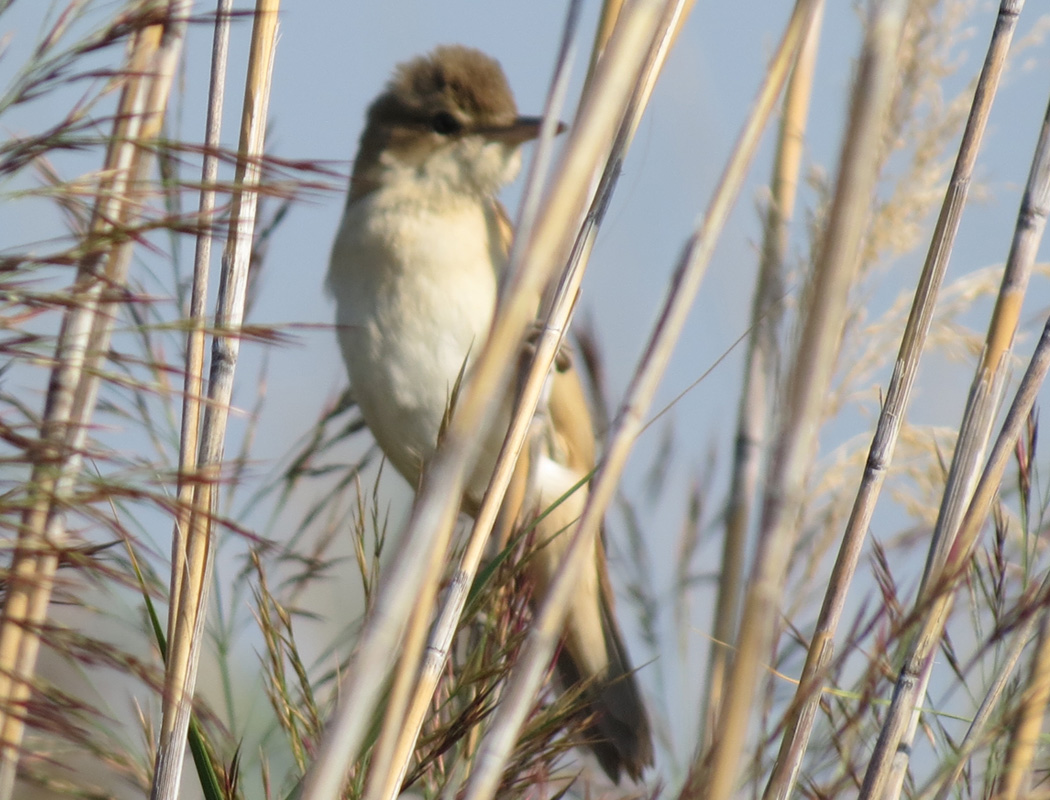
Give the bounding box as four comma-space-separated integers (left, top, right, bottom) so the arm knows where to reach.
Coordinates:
327, 186, 508, 499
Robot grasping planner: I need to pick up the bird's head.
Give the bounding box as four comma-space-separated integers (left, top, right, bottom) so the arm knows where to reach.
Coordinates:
350, 45, 551, 202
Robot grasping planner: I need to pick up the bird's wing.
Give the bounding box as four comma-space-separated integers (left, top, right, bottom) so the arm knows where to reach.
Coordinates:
489, 199, 652, 781
490, 198, 596, 470
493, 197, 515, 263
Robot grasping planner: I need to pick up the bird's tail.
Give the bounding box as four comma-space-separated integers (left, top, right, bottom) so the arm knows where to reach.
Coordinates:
554, 578, 653, 783
526, 455, 654, 783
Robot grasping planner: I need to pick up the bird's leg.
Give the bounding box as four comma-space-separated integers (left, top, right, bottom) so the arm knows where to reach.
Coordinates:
523, 321, 573, 373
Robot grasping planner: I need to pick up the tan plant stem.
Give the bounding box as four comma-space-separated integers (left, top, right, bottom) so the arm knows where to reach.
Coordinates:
458, 2, 815, 799
995, 596, 1050, 800
168, 0, 234, 653
859, 81, 1050, 800
0, 7, 189, 797
926, 572, 1050, 800
589, 0, 626, 78
763, 3, 1023, 798
151, 3, 279, 799
688, 2, 907, 799
703, 0, 824, 752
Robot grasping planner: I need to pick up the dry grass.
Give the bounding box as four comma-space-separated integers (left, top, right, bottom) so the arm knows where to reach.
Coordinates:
2, 1, 1050, 799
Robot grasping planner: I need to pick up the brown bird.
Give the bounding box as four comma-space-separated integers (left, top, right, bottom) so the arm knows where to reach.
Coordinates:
327, 44, 653, 782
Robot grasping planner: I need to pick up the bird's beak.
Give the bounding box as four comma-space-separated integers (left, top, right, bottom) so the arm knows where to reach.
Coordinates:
479, 116, 567, 146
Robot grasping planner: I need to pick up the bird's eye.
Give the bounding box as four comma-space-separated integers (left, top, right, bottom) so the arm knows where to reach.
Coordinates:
431, 111, 462, 135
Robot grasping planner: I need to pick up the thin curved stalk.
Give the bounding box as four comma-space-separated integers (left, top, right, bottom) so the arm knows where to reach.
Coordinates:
589, 0, 626, 78
459, 4, 816, 800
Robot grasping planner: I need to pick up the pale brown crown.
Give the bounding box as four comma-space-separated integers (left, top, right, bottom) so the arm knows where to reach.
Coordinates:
386, 45, 518, 127
348, 46, 535, 201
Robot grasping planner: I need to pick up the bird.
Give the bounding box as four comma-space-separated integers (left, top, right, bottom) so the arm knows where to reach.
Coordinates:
327, 44, 653, 783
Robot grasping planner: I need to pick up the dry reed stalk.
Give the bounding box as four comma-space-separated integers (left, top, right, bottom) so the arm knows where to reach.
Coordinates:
0, 6, 190, 796
926, 570, 1050, 799
762, 3, 1023, 797
151, 3, 279, 799
589, 0, 626, 77
417, 0, 696, 791
859, 86, 1050, 800
702, 0, 824, 751
298, 5, 676, 798
363, 10, 583, 800
461, 2, 821, 798
360, 544, 445, 800
690, 2, 908, 799
167, 0, 234, 654
867, 312, 1050, 800
367, 549, 445, 785
459, 6, 738, 795
995, 604, 1050, 800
